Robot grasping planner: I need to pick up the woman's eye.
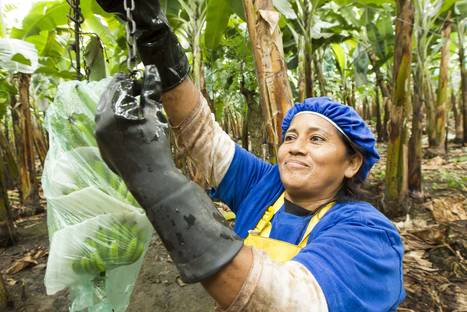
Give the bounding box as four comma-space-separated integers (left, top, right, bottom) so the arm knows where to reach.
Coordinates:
310, 135, 325, 142
284, 134, 295, 141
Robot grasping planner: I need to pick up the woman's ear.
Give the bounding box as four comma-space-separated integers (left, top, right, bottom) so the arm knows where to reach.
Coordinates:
344, 152, 363, 179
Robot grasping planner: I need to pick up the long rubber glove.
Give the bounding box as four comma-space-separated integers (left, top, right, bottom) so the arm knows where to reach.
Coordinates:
96, 0, 189, 91
95, 67, 243, 283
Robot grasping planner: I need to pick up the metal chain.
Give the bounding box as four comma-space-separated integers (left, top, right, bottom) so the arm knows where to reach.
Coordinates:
124, 0, 137, 72
66, 0, 85, 80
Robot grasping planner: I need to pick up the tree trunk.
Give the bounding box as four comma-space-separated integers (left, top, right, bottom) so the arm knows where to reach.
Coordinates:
313, 52, 326, 97
298, 36, 306, 102
192, 5, 204, 91
0, 274, 8, 309
362, 97, 368, 120
0, 143, 15, 247
369, 49, 391, 141
32, 114, 48, 167
451, 91, 463, 144
431, 13, 452, 153
304, 40, 313, 98
243, 0, 293, 161
368, 50, 391, 99
0, 129, 19, 189
375, 86, 383, 142
385, 0, 414, 215
16, 73, 40, 214
408, 67, 423, 193
383, 97, 391, 142
458, 20, 467, 145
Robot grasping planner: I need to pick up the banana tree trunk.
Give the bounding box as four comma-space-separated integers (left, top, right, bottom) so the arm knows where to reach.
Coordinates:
452, 90, 462, 143
298, 36, 306, 102
374, 86, 383, 142
313, 52, 326, 96
408, 67, 423, 193
304, 40, 313, 98
0, 274, 8, 309
16, 73, 40, 213
192, 5, 204, 91
368, 50, 390, 141
243, 0, 293, 161
458, 21, 467, 145
0, 127, 19, 188
0, 147, 15, 247
385, 0, 414, 214
431, 13, 452, 153
32, 114, 48, 166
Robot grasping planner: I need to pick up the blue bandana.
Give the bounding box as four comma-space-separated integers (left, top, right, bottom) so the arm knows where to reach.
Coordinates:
281, 97, 380, 182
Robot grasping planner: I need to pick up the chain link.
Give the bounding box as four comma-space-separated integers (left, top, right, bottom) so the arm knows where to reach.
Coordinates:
124, 0, 137, 71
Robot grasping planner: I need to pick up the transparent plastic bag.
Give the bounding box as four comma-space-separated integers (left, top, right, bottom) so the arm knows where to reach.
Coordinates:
42, 78, 154, 312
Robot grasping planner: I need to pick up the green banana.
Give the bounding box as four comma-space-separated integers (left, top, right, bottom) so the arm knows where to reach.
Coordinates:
131, 241, 145, 263
80, 256, 95, 274
72, 259, 84, 274
124, 237, 138, 263
109, 240, 119, 263
90, 252, 106, 273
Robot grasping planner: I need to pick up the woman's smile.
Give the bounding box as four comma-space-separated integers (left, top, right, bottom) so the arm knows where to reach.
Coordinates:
284, 158, 310, 169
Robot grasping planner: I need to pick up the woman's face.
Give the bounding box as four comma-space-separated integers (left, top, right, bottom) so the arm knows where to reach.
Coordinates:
278, 113, 362, 200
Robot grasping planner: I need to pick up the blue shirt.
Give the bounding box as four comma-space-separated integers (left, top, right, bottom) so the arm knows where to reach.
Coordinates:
211, 145, 405, 312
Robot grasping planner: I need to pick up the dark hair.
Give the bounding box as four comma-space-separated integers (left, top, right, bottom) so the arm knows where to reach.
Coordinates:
334, 132, 370, 202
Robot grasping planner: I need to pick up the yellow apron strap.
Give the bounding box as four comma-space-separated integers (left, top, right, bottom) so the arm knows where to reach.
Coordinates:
244, 194, 335, 263
297, 201, 334, 248
249, 192, 285, 237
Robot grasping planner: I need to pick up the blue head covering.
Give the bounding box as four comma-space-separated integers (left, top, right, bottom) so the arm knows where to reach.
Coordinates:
281, 97, 379, 182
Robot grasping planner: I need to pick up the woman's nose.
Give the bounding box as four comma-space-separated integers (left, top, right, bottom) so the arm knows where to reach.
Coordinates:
288, 138, 307, 155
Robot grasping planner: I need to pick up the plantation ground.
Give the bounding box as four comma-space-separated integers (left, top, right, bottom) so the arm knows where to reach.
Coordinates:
0, 143, 465, 312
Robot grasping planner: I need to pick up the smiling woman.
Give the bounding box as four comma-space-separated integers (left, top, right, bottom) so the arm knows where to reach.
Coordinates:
164, 84, 405, 311
278, 113, 363, 208
94, 0, 406, 310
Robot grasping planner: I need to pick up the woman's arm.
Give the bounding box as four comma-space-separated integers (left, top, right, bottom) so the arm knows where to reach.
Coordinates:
202, 247, 329, 312
161, 78, 235, 187
161, 78, 200, 126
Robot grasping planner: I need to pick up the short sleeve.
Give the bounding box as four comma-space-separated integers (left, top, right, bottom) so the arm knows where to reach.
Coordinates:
210, 144, 273, 214
294, 220, 405, 312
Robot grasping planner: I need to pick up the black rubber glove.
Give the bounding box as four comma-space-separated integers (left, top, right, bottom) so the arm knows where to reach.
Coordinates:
95, 67, 242, 283
96, 0, 189, 91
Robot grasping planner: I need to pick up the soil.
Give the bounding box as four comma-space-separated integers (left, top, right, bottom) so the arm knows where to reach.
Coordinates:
0, 143, 465, 312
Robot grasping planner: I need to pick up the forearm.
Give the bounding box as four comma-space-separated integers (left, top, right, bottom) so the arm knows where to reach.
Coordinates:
202, 246, 253, 308
161, 78, 200, 126
209, 248, 329, 312
163, 78, 235, 187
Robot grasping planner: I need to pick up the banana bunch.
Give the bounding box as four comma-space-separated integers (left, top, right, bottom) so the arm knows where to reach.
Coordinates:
72, 221, 146, 275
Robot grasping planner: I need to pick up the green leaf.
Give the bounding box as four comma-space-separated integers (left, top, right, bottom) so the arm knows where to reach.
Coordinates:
11, 53, 32, 66
84, 37, 107, 81
205, 0, 233, 49
0, 79, 17, 120
353, 44, 369, 86
438, 0, 457, 15
366, 15, 394, 64
334, 0, 394, 6
10, 1, 68, 39
0, 38, 39, 73
331, 43, 346, 75
230, 0, 245, 20
272, 0, 297, 19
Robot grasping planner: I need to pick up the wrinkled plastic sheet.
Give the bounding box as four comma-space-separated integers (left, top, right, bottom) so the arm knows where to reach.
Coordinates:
42, 77, 154, 312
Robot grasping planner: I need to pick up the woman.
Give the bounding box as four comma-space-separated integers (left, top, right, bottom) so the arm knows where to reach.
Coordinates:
95, 0, 405, 310
165, 80, 405, 312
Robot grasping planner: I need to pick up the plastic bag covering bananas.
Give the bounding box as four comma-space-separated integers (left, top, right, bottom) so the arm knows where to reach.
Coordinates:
96, 0, 189, 92
95, 66, 243, 283
72, 220, 146, 275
